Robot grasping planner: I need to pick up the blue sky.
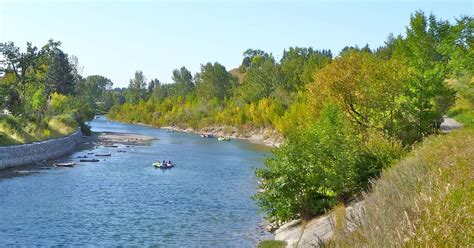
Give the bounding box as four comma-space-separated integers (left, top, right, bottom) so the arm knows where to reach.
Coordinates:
1, 0, 472, 87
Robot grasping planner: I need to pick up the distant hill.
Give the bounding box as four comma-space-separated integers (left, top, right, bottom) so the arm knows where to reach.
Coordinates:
229, 68, 245, 84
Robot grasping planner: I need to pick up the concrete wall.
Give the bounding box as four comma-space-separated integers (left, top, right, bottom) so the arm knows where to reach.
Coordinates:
0, 130, 83, 169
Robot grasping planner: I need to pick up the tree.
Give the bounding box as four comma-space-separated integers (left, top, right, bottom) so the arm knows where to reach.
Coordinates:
375, 33, 399, 60
255, 104, 361, 222
31, 87, 47, 119
392, 11, 456, 143
241, 49, 273, 70
42, 40, 76, 95
280, 47, 332, 90
195, 62, 234, 101
77, 75, 112, 101
239, 59, 284, 102
1, 42, 44, 114
441, 16, 474, 77
171, 67, 194, 97
126, 70, 147, 104
48, 92, 70, 115
147, 78, 160, 97
311, 51, 409, 136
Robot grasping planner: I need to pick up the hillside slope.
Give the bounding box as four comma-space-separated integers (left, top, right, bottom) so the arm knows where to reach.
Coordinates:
329, 129, 473, 246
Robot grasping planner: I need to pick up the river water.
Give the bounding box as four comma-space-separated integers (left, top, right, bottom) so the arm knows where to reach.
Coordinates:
0, 117, 273, 246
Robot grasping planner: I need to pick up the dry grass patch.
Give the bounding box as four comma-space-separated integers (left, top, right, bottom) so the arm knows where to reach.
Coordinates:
330, 129, 474, 247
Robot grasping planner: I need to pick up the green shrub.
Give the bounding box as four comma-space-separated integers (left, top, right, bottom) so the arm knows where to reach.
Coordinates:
255, 104, 406, 223
355, 131, 406, 190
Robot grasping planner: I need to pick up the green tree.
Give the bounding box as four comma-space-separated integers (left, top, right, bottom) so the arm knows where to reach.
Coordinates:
42, 40, 76, 95
28, 85, 47, 120
310, 51, 409, 136
280, 47, 332, 90
126, 70, 147, 104
171, 67, 194, 97
195, 62, 234, 101
240, 59, 284, 102
393, 11, 456, 143
48, 92, 70, 115
77, 75, 112, 100
147, 78, 160, 98
241, 49, 272, 70
255, 104, 360, 222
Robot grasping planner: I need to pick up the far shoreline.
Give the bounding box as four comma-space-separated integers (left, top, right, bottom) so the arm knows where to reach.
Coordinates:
101, 115, 283, 148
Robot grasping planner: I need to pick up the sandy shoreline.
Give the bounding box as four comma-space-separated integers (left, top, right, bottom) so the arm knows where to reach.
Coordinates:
78, 131, 156, 150
97, 132, 156, 146
107, 118, 283, 147
161, 125, 283, 147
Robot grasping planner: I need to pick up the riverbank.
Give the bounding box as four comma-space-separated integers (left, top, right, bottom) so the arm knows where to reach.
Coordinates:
0, 129, 83, 169
272, 201, 364, 247
0, 114, 78, 146
264, 128, 473, 247
162, 125, 283, 147
86, 131, 156, 146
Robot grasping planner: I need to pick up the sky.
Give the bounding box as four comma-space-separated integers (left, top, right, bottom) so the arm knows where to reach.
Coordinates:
1, 0, 472, 87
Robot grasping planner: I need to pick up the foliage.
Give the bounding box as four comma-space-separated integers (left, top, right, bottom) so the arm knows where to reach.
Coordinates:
239, 59, 285, 103
254, 104, 404, 222
280, 47, 332, 90
43, 40, 76, 95
195, 62, 235, 101
0, 39, 113, 144
171, 67, 194, 97
126, 70, 147, 104
49, 92, 69, 115
104, 11, 472, 228
390, 11, 458, 143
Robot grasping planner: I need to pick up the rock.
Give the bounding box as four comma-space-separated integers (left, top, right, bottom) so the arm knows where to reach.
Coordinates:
440, 116, 463, 132
274, 201, 364, 247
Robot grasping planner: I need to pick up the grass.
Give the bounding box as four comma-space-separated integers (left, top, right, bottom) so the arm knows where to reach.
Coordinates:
0, 114, 78, 146
257, 240, 287, 248
328, 129, 474, 247
48, 114, 78, 136
0, 115, 36, 145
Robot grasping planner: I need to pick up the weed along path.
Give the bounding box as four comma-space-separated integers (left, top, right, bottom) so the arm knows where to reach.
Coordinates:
0, 116, 273, 246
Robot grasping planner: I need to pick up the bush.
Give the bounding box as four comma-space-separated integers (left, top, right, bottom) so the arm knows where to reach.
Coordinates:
355, 131, 406, 190
254, 104, 405, 223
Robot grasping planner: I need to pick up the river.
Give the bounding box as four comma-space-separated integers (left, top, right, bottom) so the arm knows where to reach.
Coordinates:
0, 117, 273, 246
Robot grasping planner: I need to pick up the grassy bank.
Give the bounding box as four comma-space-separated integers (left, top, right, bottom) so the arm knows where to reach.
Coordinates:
329, 129, 473, 246
0, 114, 78, 146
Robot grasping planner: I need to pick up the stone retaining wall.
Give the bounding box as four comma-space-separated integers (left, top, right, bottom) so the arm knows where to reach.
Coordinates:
0, 130, 83, 169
